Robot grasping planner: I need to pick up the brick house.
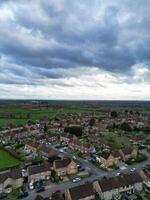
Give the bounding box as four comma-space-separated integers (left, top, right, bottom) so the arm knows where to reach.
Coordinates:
96, 151, 117, 168
69, 140, 95, 154
65, 183, 95, 200
118, 146, 138, 161
93, 173, 143, 200
139, 167, 150, 182
60, 133, 77, 144
0, 168, 23, 194
25, 141, 58, 159
25, 141, 41, 153
139, 167, 150, 193
28, 164, 51, 183
38, 145, 58, 159
46, 133, 58, 142
53, 157, 78, 176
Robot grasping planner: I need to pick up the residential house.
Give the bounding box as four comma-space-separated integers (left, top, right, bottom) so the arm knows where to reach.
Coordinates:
69, 140, 95, 154
25, 141, 58, 159
60, 133, 77, 144
139, 167, 150, 182
93, 173, 143, 200
28, 164, 51, 183
38, 145, 58, 159
0, 168, 23, 194
118, 146, 138, 161
65, 183, 95, 200
25, 141, 41, 153
53, 157, 78, 176
46, 133, 58, 142
112, 150, 122, 161
96, 151, 117, 168
139, 167, 150, 193
50, 192, 64, 200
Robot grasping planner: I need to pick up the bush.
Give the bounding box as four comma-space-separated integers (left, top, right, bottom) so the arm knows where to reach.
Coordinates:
109, 163, 119, 170
32, 157, 44, 165
135, 154, 147, 162
51, 170, 61, 183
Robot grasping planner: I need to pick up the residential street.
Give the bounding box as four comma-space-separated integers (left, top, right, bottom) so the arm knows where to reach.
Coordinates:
12, 150, 150, 200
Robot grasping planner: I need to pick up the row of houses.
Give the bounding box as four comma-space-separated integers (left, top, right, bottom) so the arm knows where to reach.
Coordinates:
35, 170, 147, 200
60, 133, 96, 154
32, 166, 150, 200
25, 140, 58, 160
65, 170, 150, 200
0, 125, 41, 142
95, 146, 138, 168
1, 162, 149, 199
0, 157, 78, 194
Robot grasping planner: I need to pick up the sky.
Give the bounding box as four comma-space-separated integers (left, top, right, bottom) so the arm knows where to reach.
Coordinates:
0, 0, 150, 100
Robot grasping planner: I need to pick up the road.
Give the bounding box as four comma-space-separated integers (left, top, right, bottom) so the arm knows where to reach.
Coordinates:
12, 149, 150, 200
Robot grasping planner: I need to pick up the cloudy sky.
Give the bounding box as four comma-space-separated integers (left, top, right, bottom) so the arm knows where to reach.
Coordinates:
0, 0, 150, 100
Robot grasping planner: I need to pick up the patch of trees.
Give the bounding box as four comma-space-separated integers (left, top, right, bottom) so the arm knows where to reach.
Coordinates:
44, 123, 48, 133
133, 126, 150, 134
89, 118, 95, 126
107, 122, 132, 132
120, 122, 132, 131
64, 126, 83, 136
110, 111, 118, 118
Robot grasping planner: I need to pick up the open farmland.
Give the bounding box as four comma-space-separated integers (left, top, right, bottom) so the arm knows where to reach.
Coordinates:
0, 105, 102, 128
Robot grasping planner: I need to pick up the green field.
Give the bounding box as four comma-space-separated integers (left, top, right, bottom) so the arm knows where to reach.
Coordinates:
0, 149, 21, 170
0, 106, 101, 127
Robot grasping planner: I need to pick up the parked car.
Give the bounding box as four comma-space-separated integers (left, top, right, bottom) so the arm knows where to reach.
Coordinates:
72, 177, 81, 183
59, 149, 64, 153
0, 193, 7, 199
130, 168, 136, 172
29, 182, 34, 190
36, 186, 45, 193
78, 167, 85, 172
73, 156, 77, 160
17, 192, 29, 199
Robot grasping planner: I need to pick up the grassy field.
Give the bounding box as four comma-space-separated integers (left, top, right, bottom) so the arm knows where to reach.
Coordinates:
0, 106, 101, 127
0, 149, 21, 170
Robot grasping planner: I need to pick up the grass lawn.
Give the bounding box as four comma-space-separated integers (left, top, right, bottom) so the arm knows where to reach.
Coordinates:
0, 149, 21, 170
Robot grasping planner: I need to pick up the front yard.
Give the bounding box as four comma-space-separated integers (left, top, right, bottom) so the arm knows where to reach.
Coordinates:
125, 154, 147, 165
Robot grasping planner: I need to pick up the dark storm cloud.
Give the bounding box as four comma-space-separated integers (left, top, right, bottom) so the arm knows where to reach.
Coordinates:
0, 0, 150, 85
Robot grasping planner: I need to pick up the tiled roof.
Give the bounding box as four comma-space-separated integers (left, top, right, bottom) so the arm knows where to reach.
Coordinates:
68, 183, 94, 200
28, 164, 50, 176
54, 158, 72, 169
98, 172, 142, 192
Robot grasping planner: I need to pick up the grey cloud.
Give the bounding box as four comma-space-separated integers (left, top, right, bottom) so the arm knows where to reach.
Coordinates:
0, 0, 150, 86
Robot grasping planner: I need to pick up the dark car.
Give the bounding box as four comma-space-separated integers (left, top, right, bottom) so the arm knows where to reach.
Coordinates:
36, 186, 45, 193
17, 192, 28, 199
78, 166, 85, 172
0, 193, 7, 199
